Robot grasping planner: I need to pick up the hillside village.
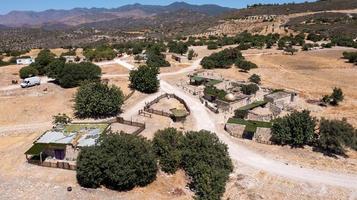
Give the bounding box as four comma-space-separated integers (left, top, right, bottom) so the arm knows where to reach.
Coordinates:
0, 1, 357, 200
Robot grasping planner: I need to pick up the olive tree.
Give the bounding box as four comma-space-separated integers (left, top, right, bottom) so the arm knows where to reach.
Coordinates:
129, 65, 159, 93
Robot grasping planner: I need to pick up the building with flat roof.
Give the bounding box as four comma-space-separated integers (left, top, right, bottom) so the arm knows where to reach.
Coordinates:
16, 58, 35, 65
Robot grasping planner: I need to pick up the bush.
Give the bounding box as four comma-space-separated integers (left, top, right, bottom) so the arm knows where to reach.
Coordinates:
46, 58, 65, 80
181, 130, 233, 200
168, 41, 188, 55
84, 46, 116, 62
34, 49, 56, 75
207, 42, 218, 50
342, 51, 357, 64
235, 59, 258, 72
307, 33, 323, 42
52, 113, 71, 125
188, 49, 195, 60
317, 118, 356, 156
153, 128, 184, 174
249, 74, 261, 84
240, 84, 259, 95
58, 62, 101, 88
76, 146, 104, 188
74, 82, 124, 118
77, 133, 158, 191
330, 87, 344, 106
271, 110, 316, 147
129, 65, 159, 93
19, 66, 39, 79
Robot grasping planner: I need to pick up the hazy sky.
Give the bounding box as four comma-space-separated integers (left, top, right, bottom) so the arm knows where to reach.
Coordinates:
0, 0, 315, 14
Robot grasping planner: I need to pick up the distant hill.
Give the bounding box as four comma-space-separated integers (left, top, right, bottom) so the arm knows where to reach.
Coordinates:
224, 0, 357, 19
0, 2, 234, 28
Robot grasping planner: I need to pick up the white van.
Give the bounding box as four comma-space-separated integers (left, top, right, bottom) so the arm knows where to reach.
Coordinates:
21, 76, 41, 88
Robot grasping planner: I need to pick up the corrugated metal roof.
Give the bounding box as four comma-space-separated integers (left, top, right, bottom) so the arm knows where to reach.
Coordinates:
36, 130, 76, 144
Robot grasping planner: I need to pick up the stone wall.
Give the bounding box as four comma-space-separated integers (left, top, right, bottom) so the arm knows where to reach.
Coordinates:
253, 127, 272, 144
225, 123, 246, 138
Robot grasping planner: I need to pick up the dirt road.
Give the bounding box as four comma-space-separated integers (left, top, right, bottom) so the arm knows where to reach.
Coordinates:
119, 58, 357, 189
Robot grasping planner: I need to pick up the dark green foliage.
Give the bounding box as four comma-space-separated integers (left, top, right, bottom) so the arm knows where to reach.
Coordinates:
100, 134, 158, 190
84, 46, 116, 61
302, 43, 314, 51
168, 41, 188, 55
19, 66, 39, 79
317, 118, 357, 156
249, 74, 261, 84
52, 113, 71, 125
58, 62, 101, 88
271, 110, 316, 147
330, 87, 344, 105
235, 59, 258, 72
188, 49, 195, 60
77, 133, 158, 191
200, 48, 243, 69
284, 46, 298, 55
74, 82, 124, 118
307, 33, 323, 42
240, 84, 259, 95
34, 49, 56, 75
132, 44, 144, 55
146, 44, 170, 68
181, 130, 233, 200
331, 36, 356, 47
46, 58, 65, 80
342, 51, 357, 64
204, 86, 227, 101
129, 65, 159, 93
207, 41, 218, 50
234, 109, 248, 119
152, 128, 184, 174
60, 49, 76, 56
76, 146, 104, 188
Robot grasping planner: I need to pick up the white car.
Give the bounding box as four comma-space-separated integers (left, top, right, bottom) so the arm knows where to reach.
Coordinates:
21, 76, 41, 88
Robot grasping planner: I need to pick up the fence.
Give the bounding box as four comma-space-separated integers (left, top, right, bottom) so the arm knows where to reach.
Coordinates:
144, 93, 191, 118
116, 117, 146, 135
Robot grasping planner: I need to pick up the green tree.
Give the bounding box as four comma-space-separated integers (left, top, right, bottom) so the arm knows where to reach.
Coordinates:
129, 65, 159, 93
35, 49, 56, 75
235, 59, 258, 72
58, 62, 101, 88
74, 82, 124, 118
19, 65, 39, 79
240, 83, 259, 95
100, 133, 158, 190
76, 146, 104, 188
318, 118, 356, 156
207, 41, 218, 50
153, 128, 184, 174
181, 130, 233, 200
46, 58, 65, 79
271, 110, 316, 147
249, 74, 261, 84
201, 48, 243, 69
188, 49, 195, 60
284, 46, 298, 55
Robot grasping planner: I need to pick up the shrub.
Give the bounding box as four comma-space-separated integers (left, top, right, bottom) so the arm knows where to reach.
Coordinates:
52, 113, 71, 125
317, 118, 356, 156
58, 62, 101, 88
74, 82, 124, 118
101, 133, 157, 190
342, 52, 357, 63
181, 130, 233, 200
207, 42, 218, 50
235, 59, 258, 72
46, 58, 65, 80
129, 65, 159, 93
307, 33, 323, 42
76, 146, 104, 188
188, 49, 195, 60
240, 83, 259, 95
168, 41, 188, 55
284, 46, 298, 55
153, 128, 184, 174
249, 74, 261, 84
271, 110, 316, 147
84, 46, 116, 62
19, 66, 39, 79
330, 87, 344, 106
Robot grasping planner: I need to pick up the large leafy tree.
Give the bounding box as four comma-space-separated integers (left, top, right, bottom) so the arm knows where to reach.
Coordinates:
240, 83, 259, 95
271, 110, 317, 147
76, 146, 104, 188
19, 65, 39, 79
58, 62, 101, 88
235, 59, 258, 72
200, 48, 243, 69
318, 118, 356, 155
152, 128, 184, 174
34, 49, 56, 75
46, 57, 65, 80
129, 65, 159, 93
74, 82, 124, 118
100, 133, 158, 190
181, 130, 233, 200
